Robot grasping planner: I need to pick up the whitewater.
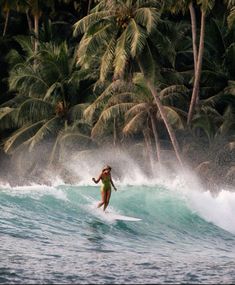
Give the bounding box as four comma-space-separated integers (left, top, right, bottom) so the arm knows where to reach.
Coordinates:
0, 159, 235, 284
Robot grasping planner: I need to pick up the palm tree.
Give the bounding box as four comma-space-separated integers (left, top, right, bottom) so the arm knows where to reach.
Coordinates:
0, 38, 95, 159
74, 0, 185, 167
73, 0, 161, 81
84, 73, 187, 166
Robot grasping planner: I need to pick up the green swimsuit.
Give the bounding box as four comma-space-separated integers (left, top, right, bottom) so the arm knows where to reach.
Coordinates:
101, 175, 111, 191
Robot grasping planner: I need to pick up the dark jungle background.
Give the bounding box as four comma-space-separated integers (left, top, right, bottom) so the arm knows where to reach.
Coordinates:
0, 0, 234, 191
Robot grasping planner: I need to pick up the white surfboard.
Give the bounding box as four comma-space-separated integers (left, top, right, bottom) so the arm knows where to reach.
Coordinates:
86, 199, 141, 222
104, 211, 142, 221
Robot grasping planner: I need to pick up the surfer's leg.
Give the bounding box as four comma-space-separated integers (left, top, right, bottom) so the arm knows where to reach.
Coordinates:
103, 189, 111, 211
97, 190, 105, 208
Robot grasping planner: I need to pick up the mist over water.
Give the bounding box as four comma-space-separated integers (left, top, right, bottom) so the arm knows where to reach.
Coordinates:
0, 147, 235, 284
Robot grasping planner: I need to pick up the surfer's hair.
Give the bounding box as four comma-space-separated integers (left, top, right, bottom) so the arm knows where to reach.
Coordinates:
102, 165, 111, 171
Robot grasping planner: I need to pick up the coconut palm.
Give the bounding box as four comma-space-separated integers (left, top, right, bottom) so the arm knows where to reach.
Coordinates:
0, 38, 95, 158
84, 73, 188, 166
73, 0, 161, 82
74, 0, 186, 166
124, 74, 188, 162
7, 37, 95, 104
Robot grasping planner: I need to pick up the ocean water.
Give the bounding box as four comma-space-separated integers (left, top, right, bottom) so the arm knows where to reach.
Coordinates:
0, 174, 235, 284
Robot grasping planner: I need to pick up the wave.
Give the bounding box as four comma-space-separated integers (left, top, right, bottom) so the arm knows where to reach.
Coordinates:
1, 180, 235, 238
1, 163, 235, 284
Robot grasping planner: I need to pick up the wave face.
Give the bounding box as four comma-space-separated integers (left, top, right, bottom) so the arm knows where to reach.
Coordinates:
0, 179, 235, 284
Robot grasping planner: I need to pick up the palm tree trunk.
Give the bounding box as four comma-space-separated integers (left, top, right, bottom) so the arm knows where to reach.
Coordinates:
143, 128, 154, 174
113, 117, 117, 146
187, 10, 206, 125
26, 10, 33, 32
87, 0, 92, 15
147, 82, 184, 168
189, 2, 198, 74
26, 10, 34, 47
34, 14, 39, 52
3, 9, 10, 37
150, 113, 161, 164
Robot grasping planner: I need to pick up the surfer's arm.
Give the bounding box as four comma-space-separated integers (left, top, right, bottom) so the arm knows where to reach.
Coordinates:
110, 177, 117, 191
92, 174, 102, 184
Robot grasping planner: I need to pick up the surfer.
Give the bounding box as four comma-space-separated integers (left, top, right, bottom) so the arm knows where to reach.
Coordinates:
92, 165, 117, 211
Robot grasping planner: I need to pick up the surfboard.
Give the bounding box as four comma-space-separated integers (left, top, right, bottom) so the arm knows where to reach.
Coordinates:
86, 199, 141, 222
104, 211, 142, 221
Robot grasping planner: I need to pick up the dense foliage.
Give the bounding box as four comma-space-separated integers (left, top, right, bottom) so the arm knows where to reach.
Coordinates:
0, 0, 234, 188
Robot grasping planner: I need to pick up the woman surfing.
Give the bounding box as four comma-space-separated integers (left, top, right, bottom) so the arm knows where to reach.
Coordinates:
92, 165, 117, 211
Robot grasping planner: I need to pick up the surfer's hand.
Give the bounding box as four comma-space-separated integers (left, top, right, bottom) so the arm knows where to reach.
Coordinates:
114, 187, 117, 191
92, 178, 96, 183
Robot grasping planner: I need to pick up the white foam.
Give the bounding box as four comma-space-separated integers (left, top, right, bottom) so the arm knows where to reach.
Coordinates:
0, 184, 68, 201
184, 188, 235, 234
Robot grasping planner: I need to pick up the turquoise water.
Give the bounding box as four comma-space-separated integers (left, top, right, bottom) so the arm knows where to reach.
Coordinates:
0, 183, 235, 284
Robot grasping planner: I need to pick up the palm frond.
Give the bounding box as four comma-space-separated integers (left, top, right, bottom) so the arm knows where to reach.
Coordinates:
98, 102, 135, 123
9, 63, 48, 96
163, 106, 186, 129
85, 23, 114, 58
123, 111, 147, 135
76, 36, 93, 66
68, 103, 90, 122
160, 85, 189, 98
228, 6, 235, 28
43, 82, 63, 101
91, 103, 135, 137
13, 35, 35, 59
83, 80, 129, 121
25, 116, 63, 151
134, 7, 159, 34
224, 80, 235, 96
69, 68, 95, 84
201, 91, 232, 107
106, 92, 140, 107
113, 27, 130, 79
125, 103, 150, 120
38, 42, 71, 78
0, 95, 30, 108
73, 11, 112, 35
6, 49, 24, 69
215, 105, 235, 137
58, 132, 94, 149
100, 36, 117, 82
0, 107, 14, 120
17, 98, 54, 125
160, 85, 189, 106
0, 108, 19, 130
128, 19, 147, 57
138, 44, 156, 83
224, 43, 235, 76
3, 121, 45, 154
